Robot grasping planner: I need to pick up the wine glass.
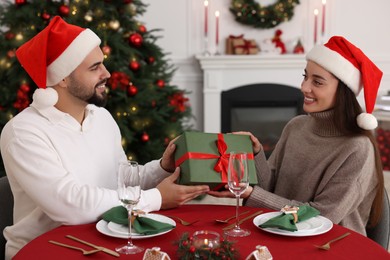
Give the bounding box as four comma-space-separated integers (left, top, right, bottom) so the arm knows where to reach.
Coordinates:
224, 151, 251, 237
116, 161, 144, 254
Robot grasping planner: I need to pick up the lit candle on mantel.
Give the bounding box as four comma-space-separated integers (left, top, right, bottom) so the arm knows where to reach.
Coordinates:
204, 0, 209, 37
314, 9, 319, 45
215, 11, 220, 46
321, 0, 326, 36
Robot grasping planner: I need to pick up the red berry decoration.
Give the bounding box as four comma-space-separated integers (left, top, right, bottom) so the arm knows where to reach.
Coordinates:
138, 25, 147, 34
129, 33, 143, 47
123, 0, 132, 3
127, 84, 138, 96
156, 79, 165, 88
15, 0, 26, 6
58, 5, 70, 16
129, 60, 140, 71
141, 132, 149, 142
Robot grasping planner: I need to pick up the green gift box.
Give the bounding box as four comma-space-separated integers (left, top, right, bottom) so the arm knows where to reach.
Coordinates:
174, 131, 258, 190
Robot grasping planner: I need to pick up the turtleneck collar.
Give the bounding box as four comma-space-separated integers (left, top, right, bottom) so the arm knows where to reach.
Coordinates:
307, 109, 344, 137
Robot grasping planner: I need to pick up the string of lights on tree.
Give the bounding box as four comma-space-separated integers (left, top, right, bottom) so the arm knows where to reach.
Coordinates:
0, 0, 192, 175
230, 0, 300, 29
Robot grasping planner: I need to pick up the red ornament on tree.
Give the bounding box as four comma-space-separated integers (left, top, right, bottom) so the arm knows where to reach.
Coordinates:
129, 33, 143, 47
138, 25, 147, 34
15, 0, 26, 6
127, 84, 138, 96
147, 56, 155, 64
102, 45, 112, 56
123, 0, 132, 4
141, 132, 149, 142
58, 5, 70, 16
5, 31, 15, 40
41, 12, 51, 21
129, 60, 140, 71
156, 79, 165, 88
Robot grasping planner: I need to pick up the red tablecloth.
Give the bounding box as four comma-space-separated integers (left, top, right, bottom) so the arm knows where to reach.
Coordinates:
14, 204, 390, 259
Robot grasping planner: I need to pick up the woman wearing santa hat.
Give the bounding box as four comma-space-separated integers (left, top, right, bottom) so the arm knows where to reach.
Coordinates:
0, 16, 209, 259
209, 36, 385, 237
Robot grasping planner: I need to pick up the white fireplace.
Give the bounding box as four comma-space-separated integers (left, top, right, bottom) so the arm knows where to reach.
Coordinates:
196, 54, 306, 133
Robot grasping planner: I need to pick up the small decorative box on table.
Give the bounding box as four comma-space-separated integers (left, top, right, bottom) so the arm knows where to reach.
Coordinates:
174, 131, 258, 190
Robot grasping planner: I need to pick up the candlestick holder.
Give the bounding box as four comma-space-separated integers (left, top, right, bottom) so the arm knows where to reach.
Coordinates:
203, 37, 210, 56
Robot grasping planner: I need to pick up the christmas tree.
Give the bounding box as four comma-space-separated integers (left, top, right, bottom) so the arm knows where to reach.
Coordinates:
0, 0, 192, 176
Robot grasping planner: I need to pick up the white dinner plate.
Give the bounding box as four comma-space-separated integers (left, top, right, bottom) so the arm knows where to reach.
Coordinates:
96, 214, 176, 239
253, 212, 333, 237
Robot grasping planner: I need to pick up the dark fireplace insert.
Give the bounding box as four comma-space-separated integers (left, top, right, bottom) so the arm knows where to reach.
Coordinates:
221, 83, 305, 157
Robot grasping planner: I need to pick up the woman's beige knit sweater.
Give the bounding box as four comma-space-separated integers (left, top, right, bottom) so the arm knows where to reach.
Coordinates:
245, 110, 378, 235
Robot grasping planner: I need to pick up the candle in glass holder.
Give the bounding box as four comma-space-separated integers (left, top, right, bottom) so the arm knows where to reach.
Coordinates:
192, 230, 220, 251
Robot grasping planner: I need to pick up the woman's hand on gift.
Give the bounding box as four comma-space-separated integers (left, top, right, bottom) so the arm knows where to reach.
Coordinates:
208, 185, 253, 199
231, 131, 262, 155
160, 136, 180, 172
157, 167, 210, 209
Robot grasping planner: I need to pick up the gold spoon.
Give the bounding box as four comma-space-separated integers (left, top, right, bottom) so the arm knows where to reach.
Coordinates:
315, 232, 351, 250
166, 216, 199, 226
49, 240, 102, 255
215, 210, 251, 223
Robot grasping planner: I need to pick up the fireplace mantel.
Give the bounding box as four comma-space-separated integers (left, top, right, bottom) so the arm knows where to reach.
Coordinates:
196, 54, 306, 133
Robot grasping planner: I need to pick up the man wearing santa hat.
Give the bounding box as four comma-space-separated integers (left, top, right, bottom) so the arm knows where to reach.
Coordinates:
0, 16, 209, 259
209, 36, 385, 237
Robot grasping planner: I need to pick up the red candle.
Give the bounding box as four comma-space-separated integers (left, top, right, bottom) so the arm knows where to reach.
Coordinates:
314, 9, 319, 44
215, 11, 220, 45
321, 0, 326, 36
204, 0, 208, 37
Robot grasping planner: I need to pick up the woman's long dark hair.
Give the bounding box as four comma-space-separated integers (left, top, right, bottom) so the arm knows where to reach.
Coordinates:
333, 81, 384, 227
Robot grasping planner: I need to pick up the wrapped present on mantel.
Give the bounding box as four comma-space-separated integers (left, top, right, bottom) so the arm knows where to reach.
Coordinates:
232, 38, 260, 55
174, 131, 258, 190
225, 34, 244, 54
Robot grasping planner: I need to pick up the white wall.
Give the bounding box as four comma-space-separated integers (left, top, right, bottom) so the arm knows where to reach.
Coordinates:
139, 0, 390, 131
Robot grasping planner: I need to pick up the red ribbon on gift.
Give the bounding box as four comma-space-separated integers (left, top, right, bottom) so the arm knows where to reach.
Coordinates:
175, 134, 254, 190
234, 39, 257, 54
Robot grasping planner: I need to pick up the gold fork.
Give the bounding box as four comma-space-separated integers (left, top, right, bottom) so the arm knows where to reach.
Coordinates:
166, 216, 199, 226
49, 240, 102, 255
315, 232, 351, 250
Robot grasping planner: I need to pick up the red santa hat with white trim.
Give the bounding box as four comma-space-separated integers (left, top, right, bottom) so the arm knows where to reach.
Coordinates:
306, 36, 383, 130
15, 16, 101, 108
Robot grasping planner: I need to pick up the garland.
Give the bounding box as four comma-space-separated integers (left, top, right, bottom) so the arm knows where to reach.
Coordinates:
230, 0, 300, 29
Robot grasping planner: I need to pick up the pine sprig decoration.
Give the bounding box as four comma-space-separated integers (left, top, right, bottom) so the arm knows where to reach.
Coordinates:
230, 0, 300, 29
175, 232, 239, 260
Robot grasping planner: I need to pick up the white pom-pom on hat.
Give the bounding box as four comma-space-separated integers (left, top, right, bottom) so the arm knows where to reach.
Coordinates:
357, 113, 378, 130
31, 88, 58, 109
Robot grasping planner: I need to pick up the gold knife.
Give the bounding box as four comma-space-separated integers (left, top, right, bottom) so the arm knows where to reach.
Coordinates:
222, 210, 263, 231
66, 235, 120, 257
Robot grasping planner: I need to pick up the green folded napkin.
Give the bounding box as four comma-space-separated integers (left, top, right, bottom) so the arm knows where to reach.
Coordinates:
259, 205, 320, 232
102, 206, 175, 235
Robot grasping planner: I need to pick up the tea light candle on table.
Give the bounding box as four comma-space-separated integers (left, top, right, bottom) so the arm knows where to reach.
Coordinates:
192, 230, 220, 250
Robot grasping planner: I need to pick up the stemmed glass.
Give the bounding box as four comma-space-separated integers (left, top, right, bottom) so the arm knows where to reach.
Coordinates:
116, 161, 144, 254
224, 151, 251, 237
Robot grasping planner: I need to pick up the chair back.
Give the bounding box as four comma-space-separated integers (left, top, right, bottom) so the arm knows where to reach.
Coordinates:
366, 190, 390, 250
0, 176, 13, 260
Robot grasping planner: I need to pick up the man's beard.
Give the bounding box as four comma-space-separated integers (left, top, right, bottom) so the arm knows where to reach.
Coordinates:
68, 76, 108, 107
87, 88, 107, 107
